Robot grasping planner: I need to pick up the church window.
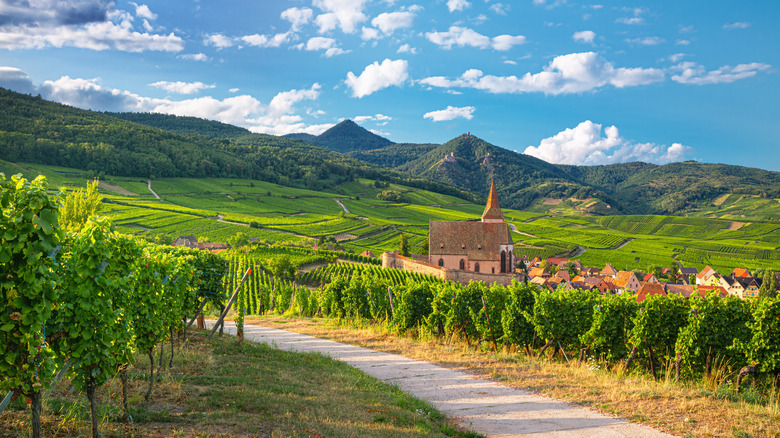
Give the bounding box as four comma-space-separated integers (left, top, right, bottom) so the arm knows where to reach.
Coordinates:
438, 258, 444, 267
492, 267, 495, 273
475, 262, 480, 273
461, 244, 465, 249
459, 259, 465, 270
500, 251, 507, 273
440, 243, 444, 249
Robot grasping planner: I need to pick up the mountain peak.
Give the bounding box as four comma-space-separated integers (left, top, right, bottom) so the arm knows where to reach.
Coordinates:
313, 119, 394, 153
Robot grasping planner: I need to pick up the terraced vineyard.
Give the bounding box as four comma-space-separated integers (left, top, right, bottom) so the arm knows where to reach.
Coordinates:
2, 158, 778, 274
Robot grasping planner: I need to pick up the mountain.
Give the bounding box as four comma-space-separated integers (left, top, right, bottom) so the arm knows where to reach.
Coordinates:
347, 143, 439, 168
285, 119, 394, 154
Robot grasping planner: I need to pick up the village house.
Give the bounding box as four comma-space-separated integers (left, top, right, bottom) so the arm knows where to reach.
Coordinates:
528, 266, 551, 279
428, 181, 515, 274
583, 276, 611, 294
636, 282, 666, 303
732, 268, 751, 278
601, 263, 618, 278
581, 267, 601, 277
613, 270, 642, 293
695, 266, 718, 285
643, 273, 660, 284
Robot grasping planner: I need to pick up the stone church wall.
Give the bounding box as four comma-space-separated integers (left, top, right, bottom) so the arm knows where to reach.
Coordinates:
382, 251, 518, 286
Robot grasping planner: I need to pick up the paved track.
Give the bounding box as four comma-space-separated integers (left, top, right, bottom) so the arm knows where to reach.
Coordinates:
207, 322, 676, 438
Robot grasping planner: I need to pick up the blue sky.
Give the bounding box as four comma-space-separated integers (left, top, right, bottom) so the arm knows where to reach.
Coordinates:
1, 0, 777, 170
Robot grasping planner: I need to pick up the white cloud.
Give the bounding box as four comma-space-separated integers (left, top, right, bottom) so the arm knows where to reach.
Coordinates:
369, 129, 391, 136
723, 22, 750, 30
345, 59, 409, 98
522, 121, 693, 165
419, 52, 664, 95
178, 53, 209, 62
354, 114, 393, 123
573, 30, 595, 44
0, 67, 36, 94
423, 105, 475, 122
313, 0, 368, 34
447, 0, 471, 12
0, 2, 182, 52
397, 43, 417, 54
670, 62, 771, 85
426, 26, 525, 51
149, 81, 215, 95
204, 33, 233, 49
668, 53, 685, 63
229, 88, 239, 93
626, 36, 664, 46
361, 26, 380, 40
490, 3, 509, 15
616, 17, 644, 25
504, 60, 517, 65
297, 36, 349, 57
241, 32, 291, 48
676, 39, 690, 46
131, 3, 158, 20
281, 7, 314, 31
371, 11, 415, 34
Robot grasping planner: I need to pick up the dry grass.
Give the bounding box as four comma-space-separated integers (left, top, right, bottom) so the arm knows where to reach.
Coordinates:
248, 316, 780, 438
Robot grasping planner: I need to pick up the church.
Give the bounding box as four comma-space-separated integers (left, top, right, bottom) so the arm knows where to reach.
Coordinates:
428, 181, 515, 274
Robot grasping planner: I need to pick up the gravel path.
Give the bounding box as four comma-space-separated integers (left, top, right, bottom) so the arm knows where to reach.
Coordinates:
207, 321, 676, 438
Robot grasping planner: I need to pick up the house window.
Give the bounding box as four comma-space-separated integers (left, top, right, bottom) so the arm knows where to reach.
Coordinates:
438, 258, 444, 267
475, 262, 480, 273
459, 259, 465, 270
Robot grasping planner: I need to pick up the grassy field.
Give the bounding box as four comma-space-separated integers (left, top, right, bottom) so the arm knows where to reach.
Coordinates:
1, 331, 478, 438
2, 158, 778, 273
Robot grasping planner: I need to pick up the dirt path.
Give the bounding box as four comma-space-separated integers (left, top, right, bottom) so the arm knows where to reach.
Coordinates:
147, 179, 161, 199
334, 198, 350, 214
207, 321, 675, 438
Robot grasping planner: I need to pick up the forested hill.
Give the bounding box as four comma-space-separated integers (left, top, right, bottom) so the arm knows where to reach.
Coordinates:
285, 119, 394, 153
0, 88, 478, 202
107, 112, 251, 139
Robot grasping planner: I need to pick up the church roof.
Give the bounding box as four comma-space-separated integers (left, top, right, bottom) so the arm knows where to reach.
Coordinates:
429, 220, 512, 260
481, 180, 504, 221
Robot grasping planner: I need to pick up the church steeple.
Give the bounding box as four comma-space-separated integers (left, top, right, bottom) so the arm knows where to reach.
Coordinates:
481, 180, 504, 223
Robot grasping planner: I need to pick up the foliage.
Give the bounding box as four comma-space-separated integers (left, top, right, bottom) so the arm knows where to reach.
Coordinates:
59, 179, 103, 233
736, 297, 780, 375
628, 294, 690, 363
581, 293, 638, 361
500, 281, 536, 348
399, 234, 410, 256
758, 270, 777, 298
527, 288, 600, 351
0, 174, 62, 400
391, 281, 433, 333
675, 293, 753, 377
472, 283, 507, 345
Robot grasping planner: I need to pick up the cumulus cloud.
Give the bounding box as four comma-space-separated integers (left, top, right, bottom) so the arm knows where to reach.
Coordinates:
573, 30, 595, 44
446, 0, 471, 12
313, 0, 368, 34
371, 11, 415, 34
178, 53, 209, 62
670, 62, 771, 85
0, 1, 182, 52
419, 52, 664, 95
149, 81, 215, 95
490, 3, 509, 15
204, 33, 233, 49
522, 121, 693, 165
130, 3, 157, 20
423, 105, 475, 122
397, 43, 416, 54
354, 114, 393, 125
0, 67, 36, 94
626, 36, 664, 46
241, 32, 291, 48
296, 37, 348, 57
345, 59, 409, 98
426, 26, 525, 51
281, 7, 314, 31
723, 22, 750, 30
616, 7, 646, 25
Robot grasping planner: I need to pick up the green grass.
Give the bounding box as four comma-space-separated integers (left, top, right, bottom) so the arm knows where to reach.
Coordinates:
1, 331, 480, 437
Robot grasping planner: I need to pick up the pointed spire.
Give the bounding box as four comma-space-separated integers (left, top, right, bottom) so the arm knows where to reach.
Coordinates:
481, 180, 504, 223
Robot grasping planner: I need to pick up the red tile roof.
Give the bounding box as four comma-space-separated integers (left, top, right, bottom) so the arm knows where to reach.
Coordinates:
429, 220, 512, 260
481, 180, 504, 221
636, 282, 666, 302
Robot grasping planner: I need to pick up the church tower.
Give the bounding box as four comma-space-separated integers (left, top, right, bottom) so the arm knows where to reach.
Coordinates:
481, 180, 504, 223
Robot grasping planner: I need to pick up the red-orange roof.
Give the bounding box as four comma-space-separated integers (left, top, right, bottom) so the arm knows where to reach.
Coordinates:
637, 283, 666, 302
429, 220, 512, 260
481, 180, 504, 221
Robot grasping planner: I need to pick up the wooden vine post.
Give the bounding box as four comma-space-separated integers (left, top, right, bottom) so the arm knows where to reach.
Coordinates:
209, 268, 252, 338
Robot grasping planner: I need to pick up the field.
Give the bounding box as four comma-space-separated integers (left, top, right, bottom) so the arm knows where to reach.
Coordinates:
3, 158, 779, 273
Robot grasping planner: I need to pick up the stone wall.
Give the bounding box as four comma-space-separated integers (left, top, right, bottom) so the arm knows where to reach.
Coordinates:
382, 251, 518, 286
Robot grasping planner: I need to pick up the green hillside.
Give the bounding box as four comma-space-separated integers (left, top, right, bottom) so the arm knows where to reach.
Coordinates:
107, 111, 251, 138
286, 119, 394, 153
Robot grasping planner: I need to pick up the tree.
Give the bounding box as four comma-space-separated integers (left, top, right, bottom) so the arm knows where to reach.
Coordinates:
759, 269, 777, 298
228, 232, 248, 248
564, 261, 579, 278
669, 263, 680, 280
59, 179, 103, 233
399, 234, 410, 256
268, 255, 295, 279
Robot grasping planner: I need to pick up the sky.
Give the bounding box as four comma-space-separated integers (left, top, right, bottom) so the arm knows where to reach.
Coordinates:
0, 0, 778, 170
